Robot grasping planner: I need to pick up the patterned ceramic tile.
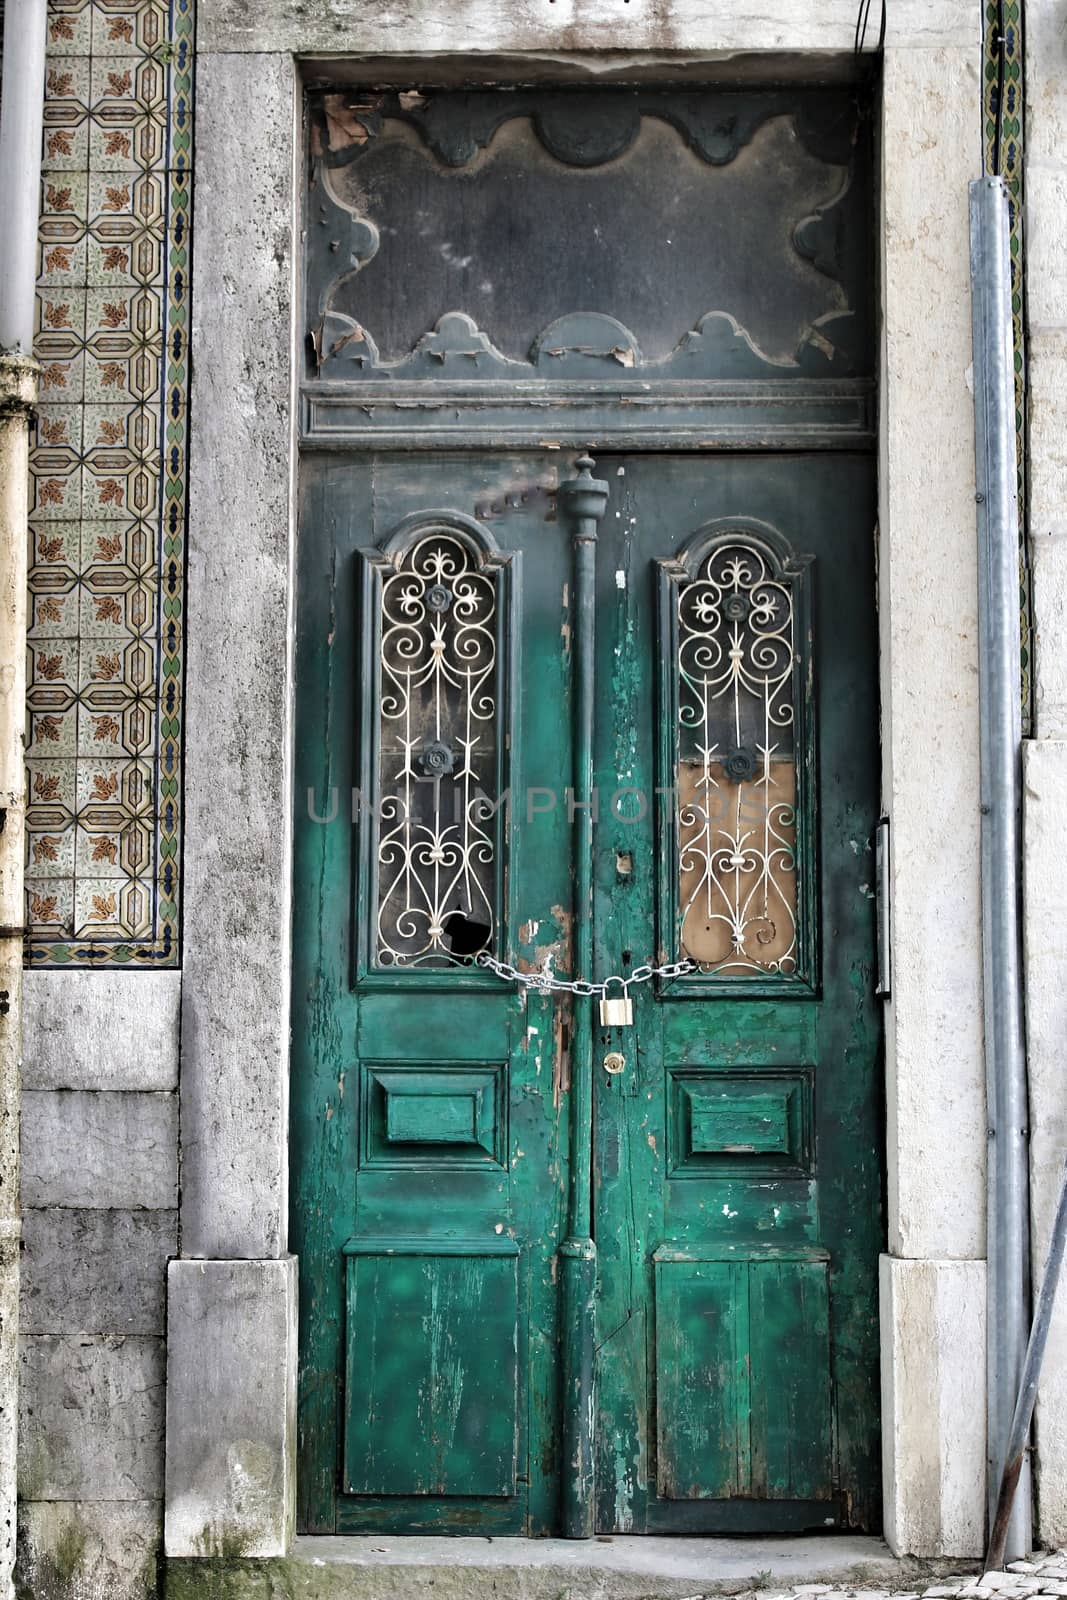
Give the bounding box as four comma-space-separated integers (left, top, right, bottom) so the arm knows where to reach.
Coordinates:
28, 0, 192, 965
983, 0, 1031, 728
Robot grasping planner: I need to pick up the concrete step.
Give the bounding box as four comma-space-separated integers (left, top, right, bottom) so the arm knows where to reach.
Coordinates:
163, 1534, 977, 1600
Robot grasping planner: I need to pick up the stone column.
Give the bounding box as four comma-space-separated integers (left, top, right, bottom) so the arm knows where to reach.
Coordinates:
877, 35, 990, 1557
163, 50, 300, 1560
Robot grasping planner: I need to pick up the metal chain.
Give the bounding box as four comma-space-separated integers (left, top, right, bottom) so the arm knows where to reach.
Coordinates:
476, 951, 696, 995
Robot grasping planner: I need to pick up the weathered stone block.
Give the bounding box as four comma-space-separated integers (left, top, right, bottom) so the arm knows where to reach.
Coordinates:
880, 1255, 986, 1556
880, 43, 986, 1263
1028, 333, 1067, 742
164, 1258, 297, 1559
21, 1209, 176, 1335
198, 0, 981, 56
16, 1500, 161, 1600
18, 1335, 165, 1501
1025, 164, 1067, 333
1025, 0, 1067, 166
180, 51, 296, 1261
22, 971, 181, 1091
21, 1091, 177, 1210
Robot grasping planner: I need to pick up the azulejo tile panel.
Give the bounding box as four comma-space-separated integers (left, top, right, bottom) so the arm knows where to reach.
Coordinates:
982, 0, 1031, 728
27, 0, 192, 966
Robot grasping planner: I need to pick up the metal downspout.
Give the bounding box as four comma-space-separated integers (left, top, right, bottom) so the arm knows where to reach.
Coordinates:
0, 3, 47, 1595
970, 176, 1031, 1564
558, 454, 609, 1539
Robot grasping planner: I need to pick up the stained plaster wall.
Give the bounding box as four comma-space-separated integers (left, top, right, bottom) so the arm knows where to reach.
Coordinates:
16, 0, 1067, 1591
1021, 0, 1067, 1554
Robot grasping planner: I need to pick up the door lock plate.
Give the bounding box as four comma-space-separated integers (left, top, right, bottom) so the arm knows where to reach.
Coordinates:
603, 1051, 626, 1075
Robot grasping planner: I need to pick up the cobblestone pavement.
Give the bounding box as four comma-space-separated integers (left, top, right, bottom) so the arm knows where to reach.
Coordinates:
755, 1552, 1067, 1600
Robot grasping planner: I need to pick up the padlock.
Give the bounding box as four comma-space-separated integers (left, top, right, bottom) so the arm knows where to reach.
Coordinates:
599, 978, 633, 1027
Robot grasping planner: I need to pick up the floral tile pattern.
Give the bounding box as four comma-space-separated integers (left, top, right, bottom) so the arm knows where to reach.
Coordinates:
28, 0, 191, 965
983, 0, 1031, 729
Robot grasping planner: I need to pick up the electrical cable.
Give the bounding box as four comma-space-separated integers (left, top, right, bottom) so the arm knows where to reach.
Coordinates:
854, 0, 887, 54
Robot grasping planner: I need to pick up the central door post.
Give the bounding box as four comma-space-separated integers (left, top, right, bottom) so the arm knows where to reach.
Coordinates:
558, 455, 609, 1538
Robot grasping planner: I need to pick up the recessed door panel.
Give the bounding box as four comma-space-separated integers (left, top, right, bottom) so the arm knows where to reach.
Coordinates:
344, 1241, 520, 1497
653, 1255, 831, 1504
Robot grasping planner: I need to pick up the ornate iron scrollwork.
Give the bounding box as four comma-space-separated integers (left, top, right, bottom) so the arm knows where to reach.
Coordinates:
371, 523, 506, 968
666, 531, 812, 980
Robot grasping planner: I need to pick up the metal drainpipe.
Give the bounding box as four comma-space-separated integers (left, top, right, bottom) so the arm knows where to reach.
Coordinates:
969, 176, 1032, 1565
0, 3, 47, 1596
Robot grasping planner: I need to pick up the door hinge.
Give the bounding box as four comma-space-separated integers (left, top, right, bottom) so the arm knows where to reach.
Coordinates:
875, 816, 891, 999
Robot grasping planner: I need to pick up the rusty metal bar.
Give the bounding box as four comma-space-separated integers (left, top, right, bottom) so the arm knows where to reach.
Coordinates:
987, 1152, 1067, 1571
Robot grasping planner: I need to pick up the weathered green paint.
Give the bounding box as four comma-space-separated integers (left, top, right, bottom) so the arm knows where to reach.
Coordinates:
292, 450, 882, 1536
558, 458, 610, 1539
343, 1240, 519, 1497
292, 455, 573, 1536
590, 453, 881, 1535
654, 1254, 831, 1504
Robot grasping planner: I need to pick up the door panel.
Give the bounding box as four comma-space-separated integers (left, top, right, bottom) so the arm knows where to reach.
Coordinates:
292, 448, 881, 1535
591, 452, 880, 1533
293, 453, 574, 1535
344, 1240, 520, 1497
653, 1256, 831, 1503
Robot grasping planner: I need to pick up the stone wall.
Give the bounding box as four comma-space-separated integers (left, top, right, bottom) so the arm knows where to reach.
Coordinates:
15, 972, 179, 1599
15, 0, 193, 1586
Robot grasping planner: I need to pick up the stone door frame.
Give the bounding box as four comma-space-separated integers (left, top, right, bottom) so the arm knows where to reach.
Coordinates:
165, 2, 988, 1561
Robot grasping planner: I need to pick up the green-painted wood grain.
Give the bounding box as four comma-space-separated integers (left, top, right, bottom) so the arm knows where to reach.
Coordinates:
592, 453, 881, 1532
292, 453, 574, 1535
654, 1260, 745, 1500
344, 1249, 519, 1496
293, 450, 881, 1537
749, 1259, 833, 1499
689, 1090, 791, 1155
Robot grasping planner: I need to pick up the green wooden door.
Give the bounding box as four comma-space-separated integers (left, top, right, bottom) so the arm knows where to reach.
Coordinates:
587, 452, 881, 1533
291, 446, 881, 1536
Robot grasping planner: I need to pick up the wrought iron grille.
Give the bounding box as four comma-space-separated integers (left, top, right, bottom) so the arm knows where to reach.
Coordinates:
676, 540, 799, 976
375, 530, 498, 966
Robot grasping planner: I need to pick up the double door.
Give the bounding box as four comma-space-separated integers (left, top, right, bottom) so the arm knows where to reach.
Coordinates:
292, 446, 882, 1535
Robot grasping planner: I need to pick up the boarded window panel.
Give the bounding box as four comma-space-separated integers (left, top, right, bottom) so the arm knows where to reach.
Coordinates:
344, 1243, 519, 1497
309, 88, 872, 377
679, 759, 798, 972
666, 529, 814, 987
